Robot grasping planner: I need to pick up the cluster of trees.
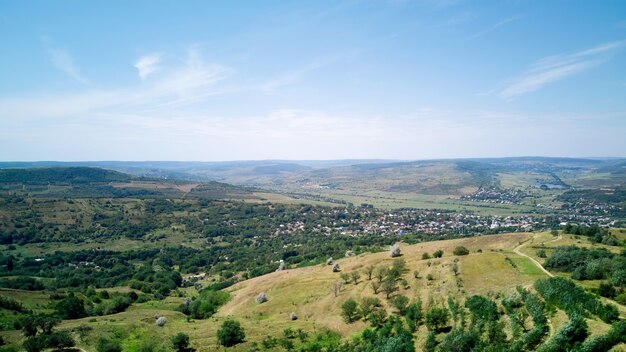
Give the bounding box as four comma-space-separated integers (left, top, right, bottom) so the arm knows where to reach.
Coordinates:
562, 224, 621, 245
17, 316, 74, 352
177, 289, 230, 319
534, 277, 619, 323
543, 247, 625, 302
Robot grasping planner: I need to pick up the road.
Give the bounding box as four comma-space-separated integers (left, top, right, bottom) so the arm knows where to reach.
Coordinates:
512, 234, 561, 278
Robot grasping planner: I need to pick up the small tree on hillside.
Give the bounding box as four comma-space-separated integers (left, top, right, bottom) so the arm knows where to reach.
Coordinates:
375, 266, 388, 283
171, 333, 193, 352
364, 265, 375, 280
371, 281, 381, 294
453, 246, 469, 256
332, 282, 343, 297
350, 271, 361, 285
340, 272, 351, 284
217, 319, 245, 347
433, 250, 444, 258
392, 295, 409, 315
382, 278, 397, 299
425, 306, 450, 331
341, 298, 360, 323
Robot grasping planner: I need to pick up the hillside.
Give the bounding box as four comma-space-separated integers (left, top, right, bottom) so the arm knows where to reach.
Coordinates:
2, 231, 624, 351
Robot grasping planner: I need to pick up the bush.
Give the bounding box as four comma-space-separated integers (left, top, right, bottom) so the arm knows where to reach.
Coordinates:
453, 246, 469, 256
391, 295, 409, 315
171, 333, 191, 352
433, 250, 444, 258
341, 298, 360, 323
96, 337, 122, 352
425, 306, 449, 331
217, 319, 245, 347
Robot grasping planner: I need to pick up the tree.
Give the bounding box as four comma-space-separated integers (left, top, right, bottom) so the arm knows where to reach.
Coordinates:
364, 265, 375, 280
375, 266, 388, 283
7, 256, 14, 271
413, 270, 420, 279
406, 300, 423, 331
382, 278, 397, 299
360, 297, 381, 319
217, 319, 245, 347
392, 258, 406, 273
56, 293, 86, 319
340, 272, 351, 284
422, 253, 431, 260
96, 337, 122, 352
341, 298, 360, 323
332, 282, 343, 297
371, 281, 381, 294
433, 250, 444, 258
171, 333, 192, 352
451, 263, 459, 276
45, 331, 75, 351
368, 309, 388, 328
423, 331, 437, 352
391, 295, 409, 315
453, 246, 469, 256
350, 271, 361, 285
425, 306, 449, 331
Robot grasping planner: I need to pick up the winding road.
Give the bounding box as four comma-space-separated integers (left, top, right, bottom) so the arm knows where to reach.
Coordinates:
512, 234, 562, 278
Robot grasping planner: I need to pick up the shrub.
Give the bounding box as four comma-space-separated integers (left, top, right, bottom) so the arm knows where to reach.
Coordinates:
425, 306, 449, 331
217, 319, 245, 347
171, 333, 191, 352
453, 246, 469, 256
341, 298, 360, 323
96, 338, 122, 352
433, 250, 444, 258
391, 295, 409, 315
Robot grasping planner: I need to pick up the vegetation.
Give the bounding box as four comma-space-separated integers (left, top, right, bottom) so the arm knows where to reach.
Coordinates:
217, 319, 245, 347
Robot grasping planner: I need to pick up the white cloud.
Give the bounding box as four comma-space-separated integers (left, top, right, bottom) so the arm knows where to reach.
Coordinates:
469, 15, 522, 39
2, 47, 231, 119
134, 53, 161, 80
500, 40, 626, 99
49, 48, 88, 84
261, 56, 341, 94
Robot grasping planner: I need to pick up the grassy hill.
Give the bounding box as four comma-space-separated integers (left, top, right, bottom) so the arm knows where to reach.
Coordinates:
3, 232, 622, 351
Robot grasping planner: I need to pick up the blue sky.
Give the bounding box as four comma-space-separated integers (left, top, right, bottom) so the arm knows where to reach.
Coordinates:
1, 0, 625, 161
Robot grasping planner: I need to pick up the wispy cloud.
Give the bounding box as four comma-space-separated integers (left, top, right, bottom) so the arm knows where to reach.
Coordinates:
500, 40, 626, 99
48, 48, 88, 84
260, 56, 341, 94
469, 15, 522, 39
2, 47, 231, 119
134, 53, 161, 80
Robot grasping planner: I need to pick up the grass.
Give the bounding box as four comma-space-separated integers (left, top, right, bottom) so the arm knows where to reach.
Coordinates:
3, 232, 624, 351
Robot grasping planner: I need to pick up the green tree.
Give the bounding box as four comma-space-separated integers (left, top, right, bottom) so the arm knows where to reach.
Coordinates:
382, 279, 397, 299
171, 333, 192, 352
350, 271, 361, 285
364, 265, 375, 280
453, 246, 469, 256
341, 298, 360, 323
423, 331, 437, 352
433, 250, 444, 258
391, 295, 409, 315
96, 338, 122, 352
217, 319, 245, 347
425, 306, 449, 331
56, 293, 86, 319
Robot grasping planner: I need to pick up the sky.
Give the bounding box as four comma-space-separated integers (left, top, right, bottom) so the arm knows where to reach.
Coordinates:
1, 0, 625, 161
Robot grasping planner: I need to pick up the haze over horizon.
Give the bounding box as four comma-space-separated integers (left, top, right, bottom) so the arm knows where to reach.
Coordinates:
2, 1, 626, 161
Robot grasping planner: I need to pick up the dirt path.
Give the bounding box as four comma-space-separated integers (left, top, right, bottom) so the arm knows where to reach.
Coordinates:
512, 234, 561, 278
